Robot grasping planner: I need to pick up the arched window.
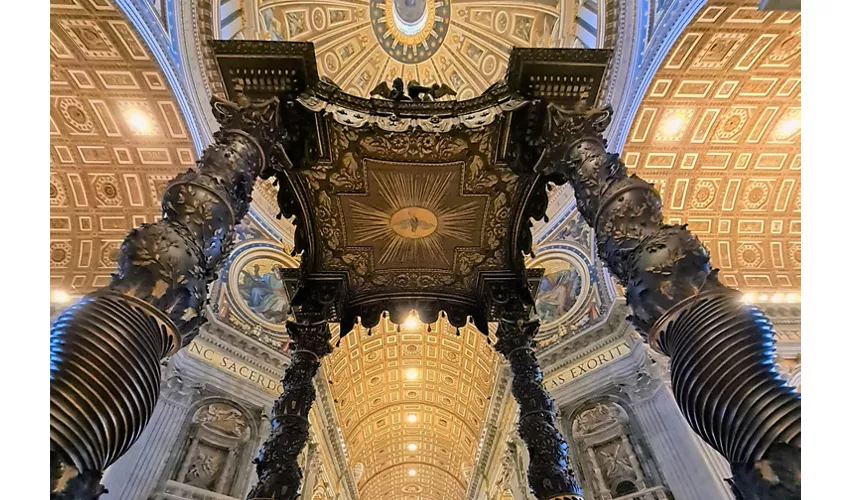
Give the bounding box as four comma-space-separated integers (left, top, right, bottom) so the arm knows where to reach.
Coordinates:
615, 480, 639, 496
216, 0, 246, 40
573, 0, 605, 49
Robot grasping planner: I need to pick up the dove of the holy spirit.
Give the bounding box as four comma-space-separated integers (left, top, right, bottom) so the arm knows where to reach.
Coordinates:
390, 207, 438, 239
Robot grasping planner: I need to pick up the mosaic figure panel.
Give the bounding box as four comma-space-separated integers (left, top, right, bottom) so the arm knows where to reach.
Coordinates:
219, 242, 299, 341
236, 258, 290, 324
527, 247, 595, 344
537, 264, 584, 323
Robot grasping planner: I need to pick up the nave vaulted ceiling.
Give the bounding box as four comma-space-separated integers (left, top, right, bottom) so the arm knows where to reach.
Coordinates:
49, 0, 197, 293
326, 318, 499, 500
623, 0, 801, 294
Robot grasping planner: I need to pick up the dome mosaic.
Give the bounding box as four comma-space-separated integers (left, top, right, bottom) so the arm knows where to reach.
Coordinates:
223, 0, 565, 99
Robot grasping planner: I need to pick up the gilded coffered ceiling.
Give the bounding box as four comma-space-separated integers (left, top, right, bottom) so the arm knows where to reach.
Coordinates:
622, 0, 801, 292
326, 317, 499, 500
50, 0, 196, 293
216, 0, 566, 99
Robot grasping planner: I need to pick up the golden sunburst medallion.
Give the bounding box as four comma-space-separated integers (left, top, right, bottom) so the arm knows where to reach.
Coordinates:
343, 165, 485, 269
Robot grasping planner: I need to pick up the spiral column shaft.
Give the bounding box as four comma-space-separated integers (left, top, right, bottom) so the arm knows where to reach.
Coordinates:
50, 92, 286, 500
535, 102, 800, 499
490, 283, 583, 500
248, 283, 336, 500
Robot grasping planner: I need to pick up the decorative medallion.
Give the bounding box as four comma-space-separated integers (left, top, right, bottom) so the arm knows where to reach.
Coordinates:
344, 165, 484, 268
690, 180, 717, 209
389, 207, 438, 239
370, 0, 451, 64
737, 243, 764, 268
527, 245, 597, 343
224, 242, 298, 334
50, 241, 72, 268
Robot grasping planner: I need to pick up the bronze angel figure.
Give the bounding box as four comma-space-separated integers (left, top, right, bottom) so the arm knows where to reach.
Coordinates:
370, 77, 410, 101
370, 77, 457, 102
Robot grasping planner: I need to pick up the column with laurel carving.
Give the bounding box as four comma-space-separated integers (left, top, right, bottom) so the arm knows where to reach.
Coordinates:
490, 282, 583, 500
535, 101, 801, 500
50, 90, 296, 500
248, 282, 336, 500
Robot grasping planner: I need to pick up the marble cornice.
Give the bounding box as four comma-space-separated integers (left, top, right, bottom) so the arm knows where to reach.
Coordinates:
466, 364, 512, 500
599, 0, 633, 110
538, 300, 631, 373
201, 306, 291, 371
759, 303, 802, 324
550, 339, 660, 411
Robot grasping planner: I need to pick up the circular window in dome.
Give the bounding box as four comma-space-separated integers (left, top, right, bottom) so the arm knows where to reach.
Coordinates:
370, 0, 451, 64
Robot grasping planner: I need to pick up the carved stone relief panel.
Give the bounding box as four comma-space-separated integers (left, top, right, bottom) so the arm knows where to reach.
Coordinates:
777, 354, 801, 392
570, 401, 670, 500
181, 442, 227, 490
164, 399, 260, 498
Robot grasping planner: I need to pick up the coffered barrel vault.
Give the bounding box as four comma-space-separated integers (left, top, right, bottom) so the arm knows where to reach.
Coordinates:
622, 0, 801, 293
326, 319, 499, 500
50, 0, 197, 293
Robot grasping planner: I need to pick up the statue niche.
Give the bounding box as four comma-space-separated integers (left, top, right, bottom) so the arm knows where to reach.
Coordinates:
171, 401, 255, 495
571, 402, 669, 500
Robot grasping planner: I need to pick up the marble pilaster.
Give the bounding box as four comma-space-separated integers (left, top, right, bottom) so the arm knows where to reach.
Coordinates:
101, 365, 203, 500
626, 381, 734, 500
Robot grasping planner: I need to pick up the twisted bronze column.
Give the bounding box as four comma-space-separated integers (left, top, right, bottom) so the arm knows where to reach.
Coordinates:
50, 90, 293, 499
535, 101, 801, 500
248, 282, 336, 500
491, 283, 583, 500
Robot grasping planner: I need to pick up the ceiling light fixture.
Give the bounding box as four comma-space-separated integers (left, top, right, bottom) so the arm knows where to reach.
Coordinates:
771, 293, 784, 303
404, 368, 419, 381
125, 110, 152, 134
742, 293, 755, 304
408, 469, 417, 476
403, 312, 420, 330
661, 114, 686, 136
407, 413, 417, 423
759, 294, 769, 302
407, 443, 418, 451
52, 290, 70, 303
776, 116, 801, 138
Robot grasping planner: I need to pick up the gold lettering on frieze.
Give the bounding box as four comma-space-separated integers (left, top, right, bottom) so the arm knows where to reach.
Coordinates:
543, 341, 632, 391
187, 340, 283, 395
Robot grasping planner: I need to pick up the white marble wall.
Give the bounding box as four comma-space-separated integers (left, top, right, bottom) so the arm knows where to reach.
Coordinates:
549, 340, 736, 500
101, 362, 204, 499
626, 381, 734, 500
